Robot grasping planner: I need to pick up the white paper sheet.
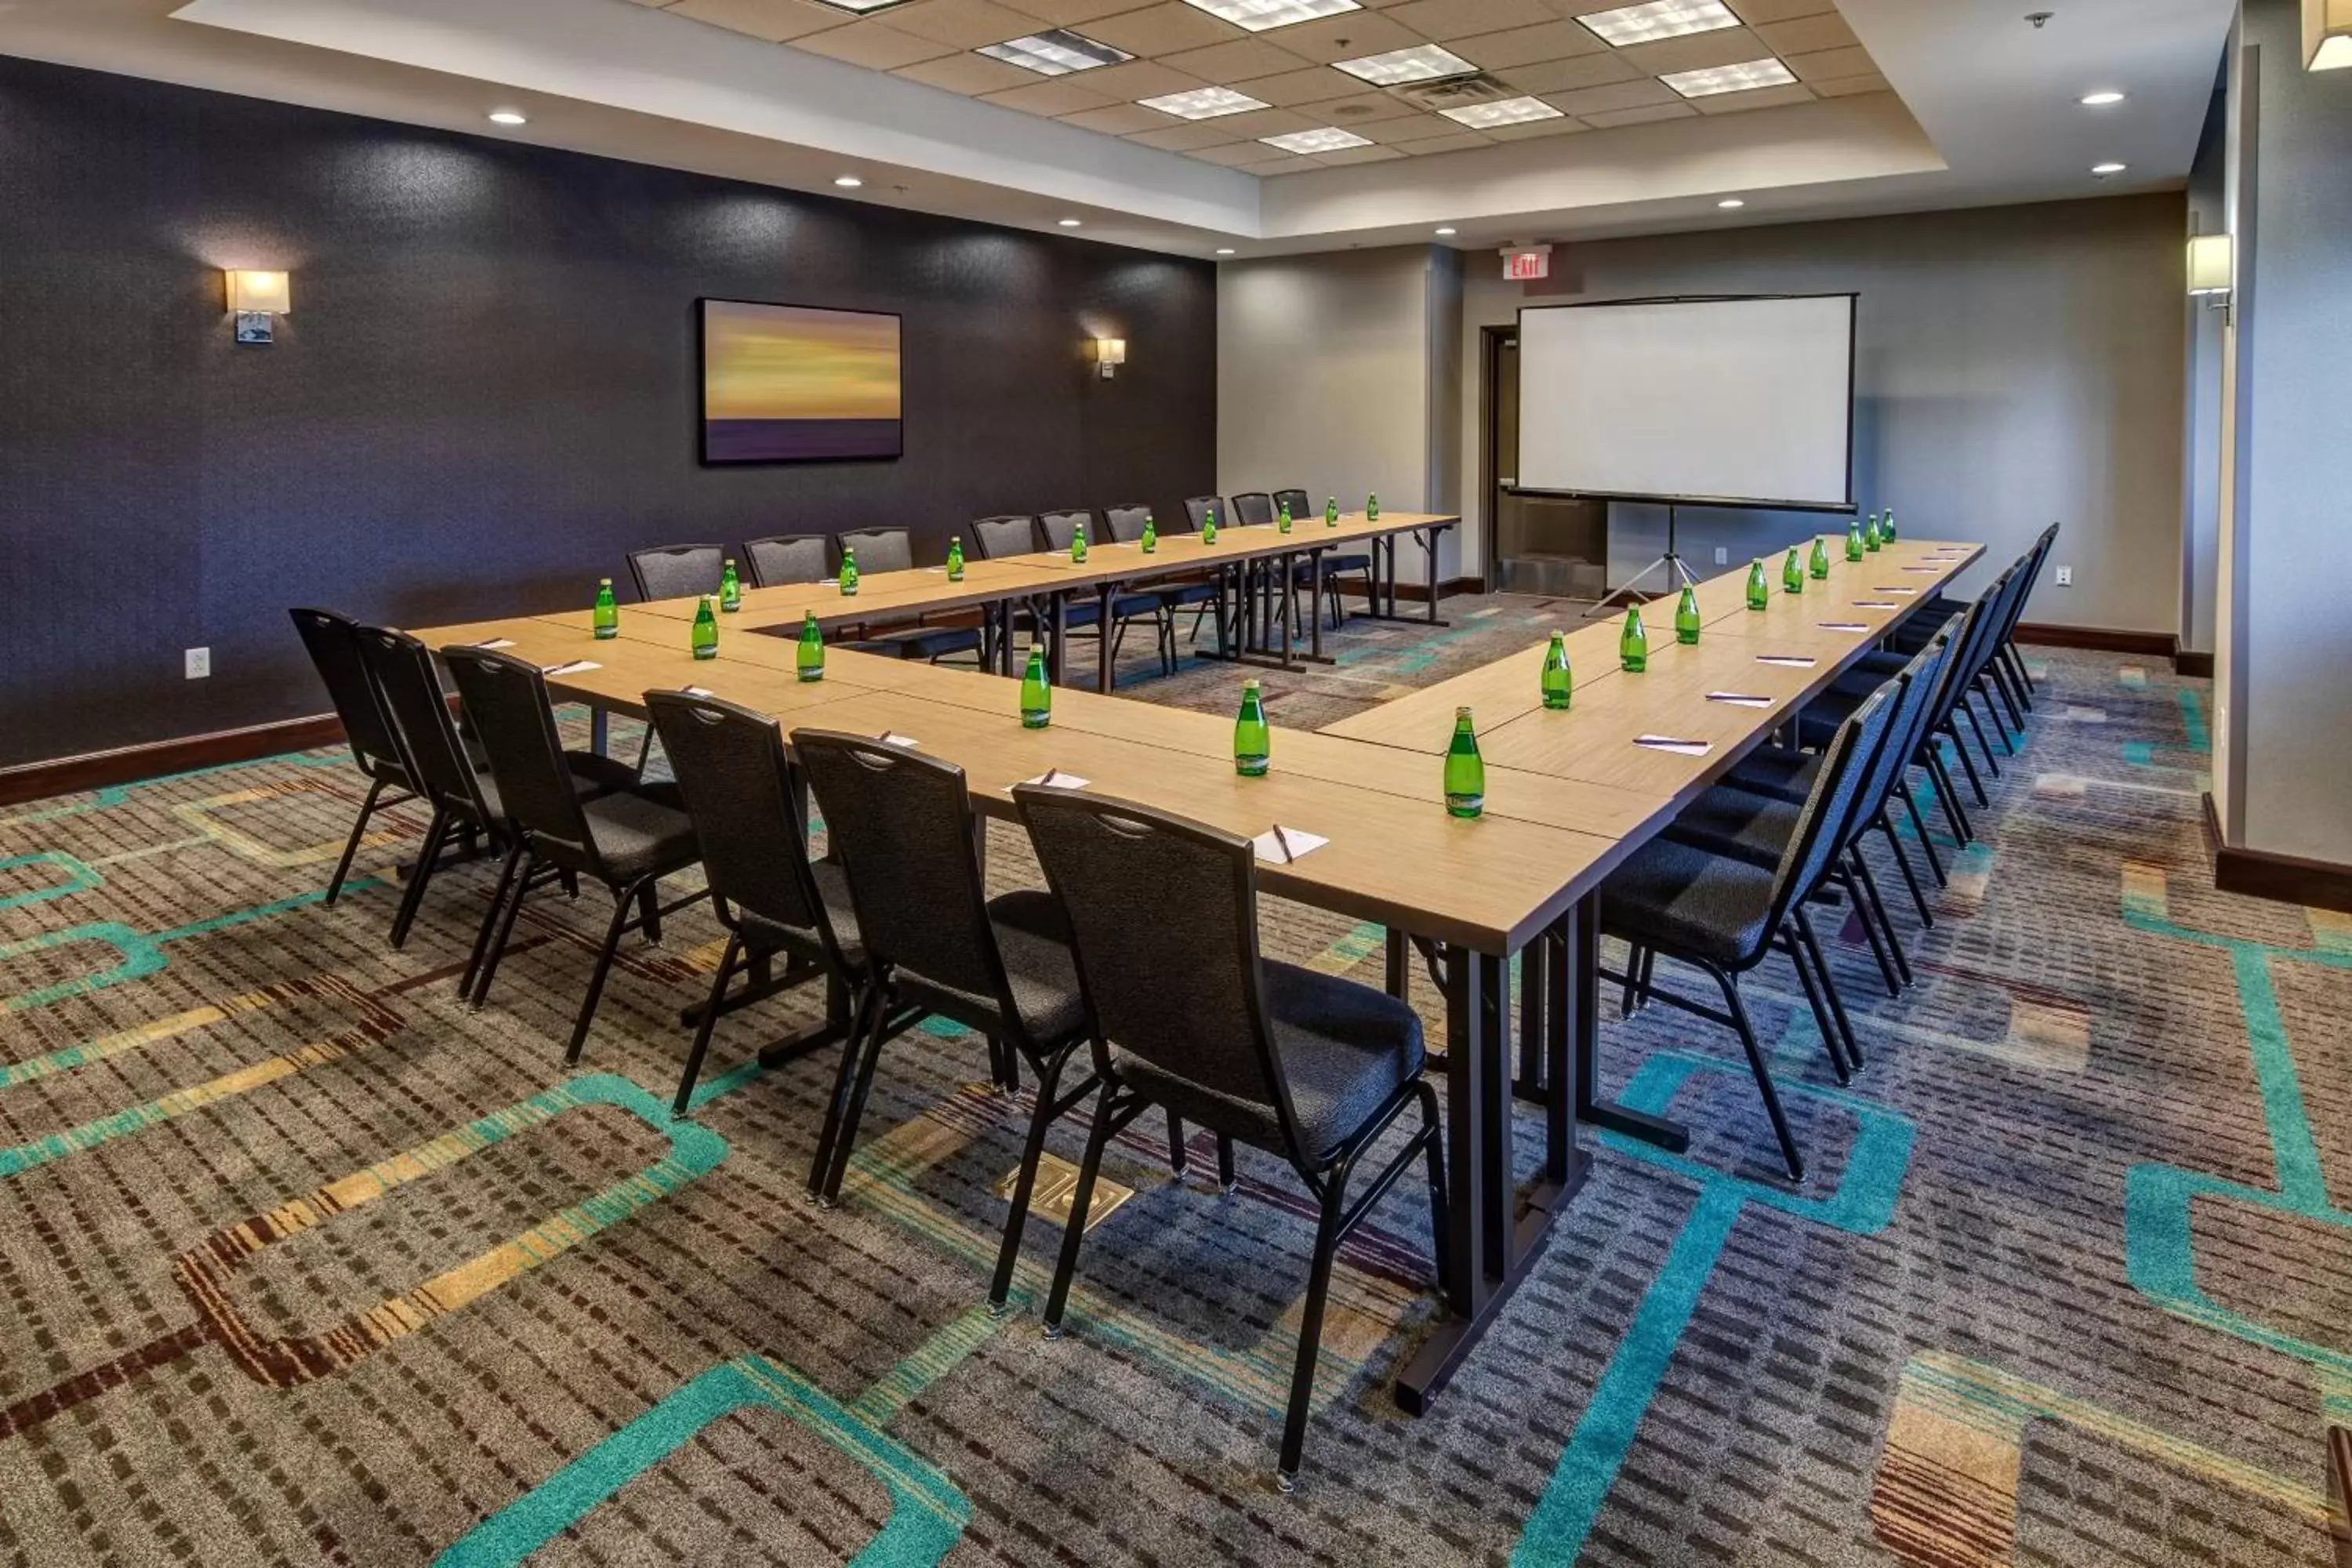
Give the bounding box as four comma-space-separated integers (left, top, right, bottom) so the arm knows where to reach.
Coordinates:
1633, 735, 1713, 757
1252, 825, 1329, 864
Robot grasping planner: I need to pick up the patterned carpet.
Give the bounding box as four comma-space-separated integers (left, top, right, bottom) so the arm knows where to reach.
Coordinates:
1, 594, 2343, 1567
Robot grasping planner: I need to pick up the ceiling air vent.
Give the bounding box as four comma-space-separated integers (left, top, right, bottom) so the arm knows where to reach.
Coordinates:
1392, 73, 1518, 112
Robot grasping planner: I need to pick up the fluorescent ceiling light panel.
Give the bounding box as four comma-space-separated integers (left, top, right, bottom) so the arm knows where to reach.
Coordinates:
1659, 56, 1797, 96
1439, 94, 1565, 129
1577, 0, 1740, 47
1261, 126, 1374, 152
2316, 33, 2352, 67
1332, 42, 1476, 85
1139, 84, 1271, 118
977, 29, 1132, 74
815, 0, 909, 13
1180, 0, 1359, 33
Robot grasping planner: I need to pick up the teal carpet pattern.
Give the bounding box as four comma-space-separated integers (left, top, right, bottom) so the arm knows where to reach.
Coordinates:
0, 601, 2343, 1566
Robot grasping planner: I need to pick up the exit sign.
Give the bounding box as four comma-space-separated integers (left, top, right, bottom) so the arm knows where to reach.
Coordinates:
1502, 246, 1551, 281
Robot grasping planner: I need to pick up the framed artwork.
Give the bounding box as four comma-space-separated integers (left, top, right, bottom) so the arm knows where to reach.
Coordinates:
699, 298, 902, 463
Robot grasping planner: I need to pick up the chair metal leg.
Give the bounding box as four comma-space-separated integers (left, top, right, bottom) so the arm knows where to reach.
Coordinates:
388, 806, 452, 949
1896, 778, 1947, 886
2005, 641, 2036, 695
817, 984, 895, 1203
637, 880, 663, 944
1276, 1164, 1352, 1490
1834, 866, 1903, 996
1780, 925, 1851, 1084
1165, 1110, 1189, 1177
1704, 961, 1803, 1181
1042, 1083, 1124, 1334
325, 777, 387, 905
808, 982, 883, 1200
1849, 849, 1912, 987
1924, 745, 1976, 840
673, 931, 742, 1116
468, 849, 538, 1007
1974, 682, 2016, 757
1959, 699, 2003, 775
1414, 1080, 1449, 1299
1942, 722, 1991, 807
1793, 906, 1862, 1071
988, 1045, 1087, 1314
1217, 1133, 1238, 1195
459, 840, 526, 999
564, 880, 641, 1065
1988, 659, 2028, 729
1878, 815, 1936, 927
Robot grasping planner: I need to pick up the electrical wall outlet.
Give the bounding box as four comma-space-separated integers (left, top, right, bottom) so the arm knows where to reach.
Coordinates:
1713, 546, 1729, 565
2054, 565, 2073, 586
185, 647, 211, 679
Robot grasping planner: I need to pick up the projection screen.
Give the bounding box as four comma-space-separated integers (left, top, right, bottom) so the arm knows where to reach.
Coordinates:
1515, 295, 1856, 511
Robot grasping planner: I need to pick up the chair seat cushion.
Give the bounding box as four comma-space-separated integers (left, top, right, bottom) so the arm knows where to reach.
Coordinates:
1664, 785, 1799, 869
1158, 580, 1221, 608
581, 786, 702, 885
1599, 834, 1777, 967
899, 889, 1084, 1046
474, 750, 637, 827
739, 858, 865, 968
1726, 745, 1819, 804
863, 625, 982, 661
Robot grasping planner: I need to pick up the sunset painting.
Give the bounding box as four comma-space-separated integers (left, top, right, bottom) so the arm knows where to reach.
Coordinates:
700, 299, 902, 463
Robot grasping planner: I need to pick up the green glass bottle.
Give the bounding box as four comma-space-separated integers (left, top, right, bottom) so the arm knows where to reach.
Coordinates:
1881, 508, 1897, 543
796, 612, 825, 682
1619, 605, 1648, 673
1142, 515, 1157, 554
592, 577, 619, 641
1541, 630, 1572, 710
1746, 559, 1769, 611
1783, 547, 1805, 594
946, 537, 965, 582
839, 546, 859, 597
1675, 585, 1701, 645
1277, 500, 1292, 535
1070, 519, 1087, 564
1863, 512, 1882, 553
691, 595, 719, 661
1366, 492, 1380, 523
1846, 517, 1865, 562
1443, 707, 1484, 819
720, 557, 742, 612
1324, 495, 1339, 528
1809, 535, 1831, 580
1234, 679, 1269, 776
1201, 505, 1218, 546
1019, 645, 1051, 729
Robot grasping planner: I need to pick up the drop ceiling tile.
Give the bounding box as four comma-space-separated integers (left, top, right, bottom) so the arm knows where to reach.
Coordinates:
1243, 64, 1362, 102
1782, 44, 1873, 82
1127, 118, 1255, 148
1294, 88, 1426, 122
1543, 77, 1678, 114
1483, 113, 1588, 139
1311, 142, 1408, 164
1385, 0, 1555, 42
894, 51, 1043, 92
983, 77, 1123, 111
1005, 0, 1161, 22
666, 0, 848, 42
1446, 19, 1606, 67
1082, 2, 1246, 53
1690, 80, 1815, 111
1580, 100, 1697, 125
1058, 100, 1174, 129
1265, 12, 1425, 63
1385, 128, 1492, 152
1242, 153, 1319, 172
790, 20, 960, 67
1720, 0, 1831, 23
1750, 11, 1857, 54
1491, 52, 1640, 92
1810, 70, 1889, 97
1611, 25, 1769, 74
1356, 109, 1467, 141
1189, 140, 1288, 162
883, 0, 1054, 46
1160, 38, 1319, 79
1201, 104, 1322, 136
1063, 59, 1208, 96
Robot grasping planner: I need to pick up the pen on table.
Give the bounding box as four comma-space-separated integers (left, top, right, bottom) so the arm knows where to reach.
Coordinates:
1272, 825, 1296, 864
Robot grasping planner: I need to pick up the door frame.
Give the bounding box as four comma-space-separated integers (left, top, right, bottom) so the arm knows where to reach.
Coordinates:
1479, 323, 1515, 593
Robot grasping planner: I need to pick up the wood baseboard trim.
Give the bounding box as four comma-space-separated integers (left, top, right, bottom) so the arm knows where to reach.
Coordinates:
2204, 791, 2352, 914
2016, 622, 2178, 658
0, 714, 345, 809
1337, 576, 1481, 604
2174, 649, 2214, 678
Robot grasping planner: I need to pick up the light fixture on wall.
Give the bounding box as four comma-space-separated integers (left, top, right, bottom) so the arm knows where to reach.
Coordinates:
2307, 0, 2352, 67
226, 270, 290, 344
1088, 337, 1126, 379
2187, 232, 2234, 310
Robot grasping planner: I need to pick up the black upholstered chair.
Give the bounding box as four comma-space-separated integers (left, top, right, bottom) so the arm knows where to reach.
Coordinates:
1230, 492, 1276, 527
644, 691, 870, 1115
1598, 681, 1902, 1181
1275, 485, 1374, 629
1014, 786, 1446, 1490
968, 514, 1042, 559
791, 731, 1094, 1312
1101, 503, 1152, 542
627, 543, 726, 602
1037, 509, 1174, 681
441, 647, 707, 1060
289, 607, 423, 906
1181, 495, 1227, 534
830, 527, 982, 664
742, 533, 831, 589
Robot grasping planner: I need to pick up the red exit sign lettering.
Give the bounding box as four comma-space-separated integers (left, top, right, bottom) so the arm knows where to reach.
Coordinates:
1502, 247, 1551, 281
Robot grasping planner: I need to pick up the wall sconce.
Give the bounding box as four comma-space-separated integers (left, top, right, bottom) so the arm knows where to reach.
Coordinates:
2187, 233, 2234, 310
226, 270, 291, 344
2307, 0, 2352, 68
1088, 337, 1126, 379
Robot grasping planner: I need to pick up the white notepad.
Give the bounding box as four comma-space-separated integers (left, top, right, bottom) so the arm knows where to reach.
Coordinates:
1633, 735, 1713, 757
1852, 601, 1900, 610
681, 685, 713, 698
1755, 655, 1818, 668
1253, 825, 1329, 864
541, 660, 601, 677
474, 637, 516, 649
1022, 768, 1090, 790
1817, 622, 1869, 633
879, 732, 920, 749
1705, 692, 1775, 708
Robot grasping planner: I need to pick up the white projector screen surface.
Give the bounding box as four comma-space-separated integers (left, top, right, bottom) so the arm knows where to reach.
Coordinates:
1515, 296, 1854, 510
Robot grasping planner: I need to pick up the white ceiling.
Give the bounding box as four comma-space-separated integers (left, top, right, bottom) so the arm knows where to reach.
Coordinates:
0, 0, 2230, 257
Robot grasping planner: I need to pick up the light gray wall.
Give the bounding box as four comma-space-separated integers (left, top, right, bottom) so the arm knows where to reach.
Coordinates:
2230, 0, 2352, 866
1458, 194, 2188, 632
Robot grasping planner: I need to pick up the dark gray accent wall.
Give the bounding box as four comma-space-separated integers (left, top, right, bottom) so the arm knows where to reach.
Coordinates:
0, 56, 1215, 769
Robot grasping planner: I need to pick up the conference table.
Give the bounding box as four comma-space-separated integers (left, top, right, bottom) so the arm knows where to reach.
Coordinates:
412, 529, 1981, 1414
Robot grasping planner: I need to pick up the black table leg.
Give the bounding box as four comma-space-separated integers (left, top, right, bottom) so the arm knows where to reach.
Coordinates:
1097, 584, 1114, 694
1425, 527, 1441, 624
1571, 889, 1691, 1151
1047, 592, 1067, 685
1309, 552, 1327, 660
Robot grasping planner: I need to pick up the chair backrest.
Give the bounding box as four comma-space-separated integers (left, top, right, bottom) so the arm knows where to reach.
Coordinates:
441, 646, 601, 869
289, 607, 405, 777
835, 527, 913, 575
1037, 510, 1096, 553
967, 514, 1038, 560
645, 692, 837, 953
628, 544, 726, 602
1102, 504, 1152, 545
1015, 786, 1305, 1149
1230, 492, 1276, 526
1953, 564, 2023, 684
1272, 488, 1312, 521
1991, 527, 2058, 647
791, 731, 1010, 1014
742, 534, 830, 588
1767, 681, 1902, 931
354, 623, 492, 823
1181, 496, 1225, 533
1843, 633, 1953, 847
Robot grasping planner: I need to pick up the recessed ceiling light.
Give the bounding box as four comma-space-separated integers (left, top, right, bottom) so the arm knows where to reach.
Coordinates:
2079, 89, 2126, 105
1178, 0, 1359, 31
1718, 198, 1745, 209
1659, 56, 1798, 97
1332, 42, 1477, 85
814, 0, 913, 13
1138, 85, 1271, 119
488, 109, 528, 125
1435, 227, 1458, 235
2092, 161, 2129, 176
1058, 217, 1083, 227
834, 175, 864, 188
978, 28, 1132, 75
1439, 95, 1565, 130
1577, 0, 1740, 48
1216, 247, 1236, 255
1263, 126, 1374, 153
